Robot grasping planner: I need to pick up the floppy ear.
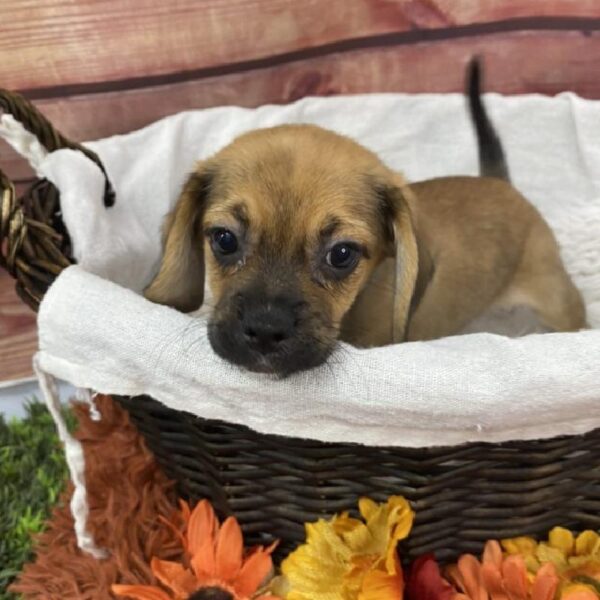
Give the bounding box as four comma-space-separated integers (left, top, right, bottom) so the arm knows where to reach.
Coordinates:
378, 180, 419, 343
144, 165, 213, 312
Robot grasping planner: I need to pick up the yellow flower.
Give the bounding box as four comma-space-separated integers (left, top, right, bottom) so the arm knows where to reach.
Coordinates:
278, 496, 414, 600
502, 528, 600, 598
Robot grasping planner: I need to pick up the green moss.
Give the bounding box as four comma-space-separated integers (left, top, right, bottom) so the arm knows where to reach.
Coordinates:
0, 401, 73, 599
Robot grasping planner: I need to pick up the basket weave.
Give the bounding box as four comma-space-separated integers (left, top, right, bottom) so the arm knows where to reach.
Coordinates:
1, 89, 599, 563
0, 89, 114, 309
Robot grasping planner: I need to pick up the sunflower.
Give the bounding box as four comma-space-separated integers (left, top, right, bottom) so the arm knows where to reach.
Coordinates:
275, 495, 414, 599
112, 499, 279, 600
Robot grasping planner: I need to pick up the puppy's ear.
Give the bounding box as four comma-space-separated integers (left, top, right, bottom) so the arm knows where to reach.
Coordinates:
377, 179, 419, 343
144, 165, 213, 312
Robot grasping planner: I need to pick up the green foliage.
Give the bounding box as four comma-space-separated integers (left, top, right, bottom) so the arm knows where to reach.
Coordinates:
0, 401, 73, 599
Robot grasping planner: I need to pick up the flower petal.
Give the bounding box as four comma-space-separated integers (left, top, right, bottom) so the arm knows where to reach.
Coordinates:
265, 575, 290, 599
172, 573, 198, 597
187, 500, 218, 556
281, 519, 351, 596
386, 497, 415, 541
235, 550, 274, 596
359, 498, 379, 522
456, 554, 487, 600
332, 512, 364, 537
385, 498, 414, 573
536, 543, 568, 570
150, 558, 189, 592
530, 563, 559, 600
111, 584, 172, 600
191, 534, 217, 580
358, 565, 404, 600
501, 537, 538, 557
501, 555, 528, 600
215, 516, 244, 580
179, 499, 192, 523
575, 531, 600, 557
339, 521, 372, 557
150, 557, 198, 597
548, 527, 575, 557
483, 541, 503, 570
406, 554, 454, 600
353, 497, 414, 573
445, 564, 466, 593
481, 563, 509, 600
561, 584, 599, 600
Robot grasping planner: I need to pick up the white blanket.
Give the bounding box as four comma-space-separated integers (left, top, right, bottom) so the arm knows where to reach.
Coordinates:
4, 93, 600, 448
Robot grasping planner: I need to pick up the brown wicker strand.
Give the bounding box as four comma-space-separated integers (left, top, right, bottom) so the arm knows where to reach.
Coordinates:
0, 89, 115, 206
0, 175, 71, 308
0, 88, 116, 308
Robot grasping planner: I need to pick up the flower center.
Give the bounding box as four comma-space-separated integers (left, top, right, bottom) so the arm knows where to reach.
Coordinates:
188, 587, 234, 600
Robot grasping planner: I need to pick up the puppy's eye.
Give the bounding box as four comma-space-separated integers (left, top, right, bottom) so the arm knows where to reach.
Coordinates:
212, 229, 238, 254
326, 243, 360, 271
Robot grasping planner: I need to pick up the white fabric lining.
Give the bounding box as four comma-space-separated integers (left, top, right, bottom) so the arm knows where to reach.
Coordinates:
32, 356, 106, 559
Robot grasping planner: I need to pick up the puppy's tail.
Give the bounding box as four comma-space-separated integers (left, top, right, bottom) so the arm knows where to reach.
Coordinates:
466, 56, 510, 181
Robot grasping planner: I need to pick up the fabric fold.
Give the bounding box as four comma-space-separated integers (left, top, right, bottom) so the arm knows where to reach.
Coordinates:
37, 265, 600, 448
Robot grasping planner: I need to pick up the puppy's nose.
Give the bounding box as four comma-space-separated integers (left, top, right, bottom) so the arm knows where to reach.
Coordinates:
240, 300, 297, 354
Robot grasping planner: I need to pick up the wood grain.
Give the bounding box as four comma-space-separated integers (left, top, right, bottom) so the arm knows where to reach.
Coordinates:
0, 29, 598, 153
2, 0, 600, 93
3, 28, 600, 192
439, 0, 600, 21
0, 270, 36, 381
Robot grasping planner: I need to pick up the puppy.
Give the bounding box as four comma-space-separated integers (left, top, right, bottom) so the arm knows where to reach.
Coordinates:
145, 59, 586, 376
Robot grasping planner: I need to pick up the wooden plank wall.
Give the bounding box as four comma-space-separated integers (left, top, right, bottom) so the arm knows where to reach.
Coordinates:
2, 0, 600, 381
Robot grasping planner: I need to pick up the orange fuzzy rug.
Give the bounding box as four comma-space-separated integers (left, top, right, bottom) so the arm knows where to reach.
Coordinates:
11, 395, 184, 599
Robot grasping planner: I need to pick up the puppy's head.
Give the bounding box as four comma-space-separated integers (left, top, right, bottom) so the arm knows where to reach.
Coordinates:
145, 125, 417, 376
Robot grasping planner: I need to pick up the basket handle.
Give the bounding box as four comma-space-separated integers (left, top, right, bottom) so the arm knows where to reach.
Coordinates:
0, 88, 115, 207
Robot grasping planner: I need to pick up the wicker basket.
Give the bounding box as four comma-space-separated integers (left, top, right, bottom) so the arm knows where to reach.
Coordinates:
1, 89, 599, 563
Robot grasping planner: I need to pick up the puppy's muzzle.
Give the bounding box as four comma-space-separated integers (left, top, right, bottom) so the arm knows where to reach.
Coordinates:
239, 296, 298, 355
208, 290, 332, 376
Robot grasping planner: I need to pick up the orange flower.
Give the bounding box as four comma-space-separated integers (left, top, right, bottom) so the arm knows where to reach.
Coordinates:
446, 540, 560, 600
112, 500, 279, 600
561, 584, 599, 600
